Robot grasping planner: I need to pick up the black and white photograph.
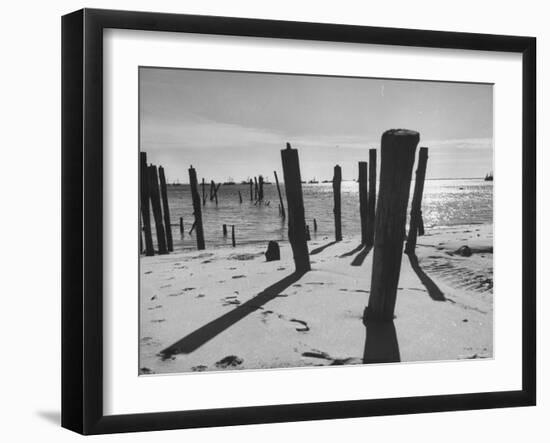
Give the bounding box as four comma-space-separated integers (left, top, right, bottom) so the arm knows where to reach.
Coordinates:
138, 67, 494, 375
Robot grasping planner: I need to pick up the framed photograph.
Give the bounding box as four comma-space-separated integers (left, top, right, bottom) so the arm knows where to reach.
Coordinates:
62, 8, 536, 435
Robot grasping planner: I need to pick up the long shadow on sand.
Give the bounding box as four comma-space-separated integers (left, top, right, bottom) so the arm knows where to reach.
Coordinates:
160, 271, 306, 358
339, 243, 364, 258
309, 240, 339, 255
363, 320, 400, 364
351, 245, 373, 266
407, 253, 446, 301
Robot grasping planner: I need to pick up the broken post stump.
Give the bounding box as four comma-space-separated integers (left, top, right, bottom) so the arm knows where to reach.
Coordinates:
210, 180, 215, 201
358, 161, 368, 245
313, 218, 318, 232
333, 165, 342, 242
179, 217, 184, 235
274, 170, 286, 219
231, 225, 236, 247
189, 166, 205, 250
148, 165, 168, 255
249, 179, 253, 201
223, 224, 227, 236
366, 129, 419, 322
158, 166, 173, 252
265, 241, 280, 261
214, 182, 221, 206
238, 190, 242, 204
139, 152, 154, 256
281, 142, 311, 273
366, 148, 377, 247
405, 147, 429, 254
254, 176, 258, 201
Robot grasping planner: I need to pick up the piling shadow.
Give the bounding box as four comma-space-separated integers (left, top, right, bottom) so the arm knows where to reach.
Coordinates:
407, 253, 446, 301
351, 245, 373, 266
160, 271, 306, 357
310, 241, 338, 256
339, 243, 364, 258
363, 319, 400, 364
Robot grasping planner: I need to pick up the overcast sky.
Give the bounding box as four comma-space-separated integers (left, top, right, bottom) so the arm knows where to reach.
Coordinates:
140, 67, 493, 183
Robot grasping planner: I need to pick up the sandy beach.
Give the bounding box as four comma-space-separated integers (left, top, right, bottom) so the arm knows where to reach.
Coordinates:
139, 223, 493, 375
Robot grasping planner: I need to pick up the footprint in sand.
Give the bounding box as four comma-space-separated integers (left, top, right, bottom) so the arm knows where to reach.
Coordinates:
144, 271, 152, 274
191, 365, 208, 372
151, 319, 166, 323
232, 275, 246, 279
196, 294, 205, 298
139, 367, 154, 375
290, 318, 310, 332
160, 284, 171, 289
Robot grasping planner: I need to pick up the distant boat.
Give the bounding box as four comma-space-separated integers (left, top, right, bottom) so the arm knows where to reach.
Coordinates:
223, 177, 236, 185
322, 180, 332, 183
484, 172, 494, 181
308, 177, 319, 184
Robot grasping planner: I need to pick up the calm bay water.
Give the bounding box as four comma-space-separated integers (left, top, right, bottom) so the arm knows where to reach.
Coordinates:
149, 179, 492, 251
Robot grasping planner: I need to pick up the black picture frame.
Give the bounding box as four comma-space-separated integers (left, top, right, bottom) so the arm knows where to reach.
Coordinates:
61, 8, 536, 435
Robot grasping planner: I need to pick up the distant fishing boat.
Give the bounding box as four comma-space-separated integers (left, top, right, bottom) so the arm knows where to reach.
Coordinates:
484, 172, 494, 181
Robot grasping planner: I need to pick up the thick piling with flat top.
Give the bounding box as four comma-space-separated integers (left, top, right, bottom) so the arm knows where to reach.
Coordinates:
366, 129, 419, 322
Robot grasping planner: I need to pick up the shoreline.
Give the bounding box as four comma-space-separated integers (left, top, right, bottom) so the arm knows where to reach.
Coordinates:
140, 223, 493, 375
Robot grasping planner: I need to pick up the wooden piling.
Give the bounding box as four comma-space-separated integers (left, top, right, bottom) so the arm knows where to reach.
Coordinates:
223, 224, 227, 236
202, 178, 206, 206
366, 149, 377, 247
366, 129, 419, 322
139, 152, 154, 256
418, 215, 425, 236
179, 217, 184, 235
254, 176, 258, 201
274, 170, 286, 219
189, 167, 205, 250
313, 218, 318, 232
358, 161, 368, 245
210, 180, 215, 201
214, 182, 221, 206
158, 166, 173, 252
231, 225, 236, 247
405, 147, 429, 254
258, 175, 264, 201
148, 165, 168, 255
281, 143, 311, 273
238, 190, 243, 204
306, 225, 311, 241
333, 165, 342, 242
249, 179, 253, 201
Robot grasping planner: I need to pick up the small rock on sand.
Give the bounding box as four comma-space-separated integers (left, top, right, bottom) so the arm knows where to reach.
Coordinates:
215, 355, 243, 368
455, 245, 472, 257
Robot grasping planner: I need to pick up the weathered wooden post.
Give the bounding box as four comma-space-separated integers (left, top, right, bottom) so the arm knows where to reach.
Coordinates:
158, 166, 173, 252
238, 190, 243, 204
313, 218, 318, 232
274, 170, 286, 219
179, 217, 184, 235
281, 143, 311, 273
333, 165, 342, 242
358, 161, 368, 245
139, 152, 154, 256
189, 166, 205, 250
249, 179, 253, 201
405, 147, 429, 254
231, 225, 236, 247
254, 176, 258, 201
258, 175, 264, 202
366, 129, 419, 322
306, 225, 311, 241
214, 182, 221, 206
202, 178, 206, 206
223, 224, 227, 236
148, 165, 168, 255
210, 180, 215, 201
366, 148, 377, 247
418, 216, 425, 236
